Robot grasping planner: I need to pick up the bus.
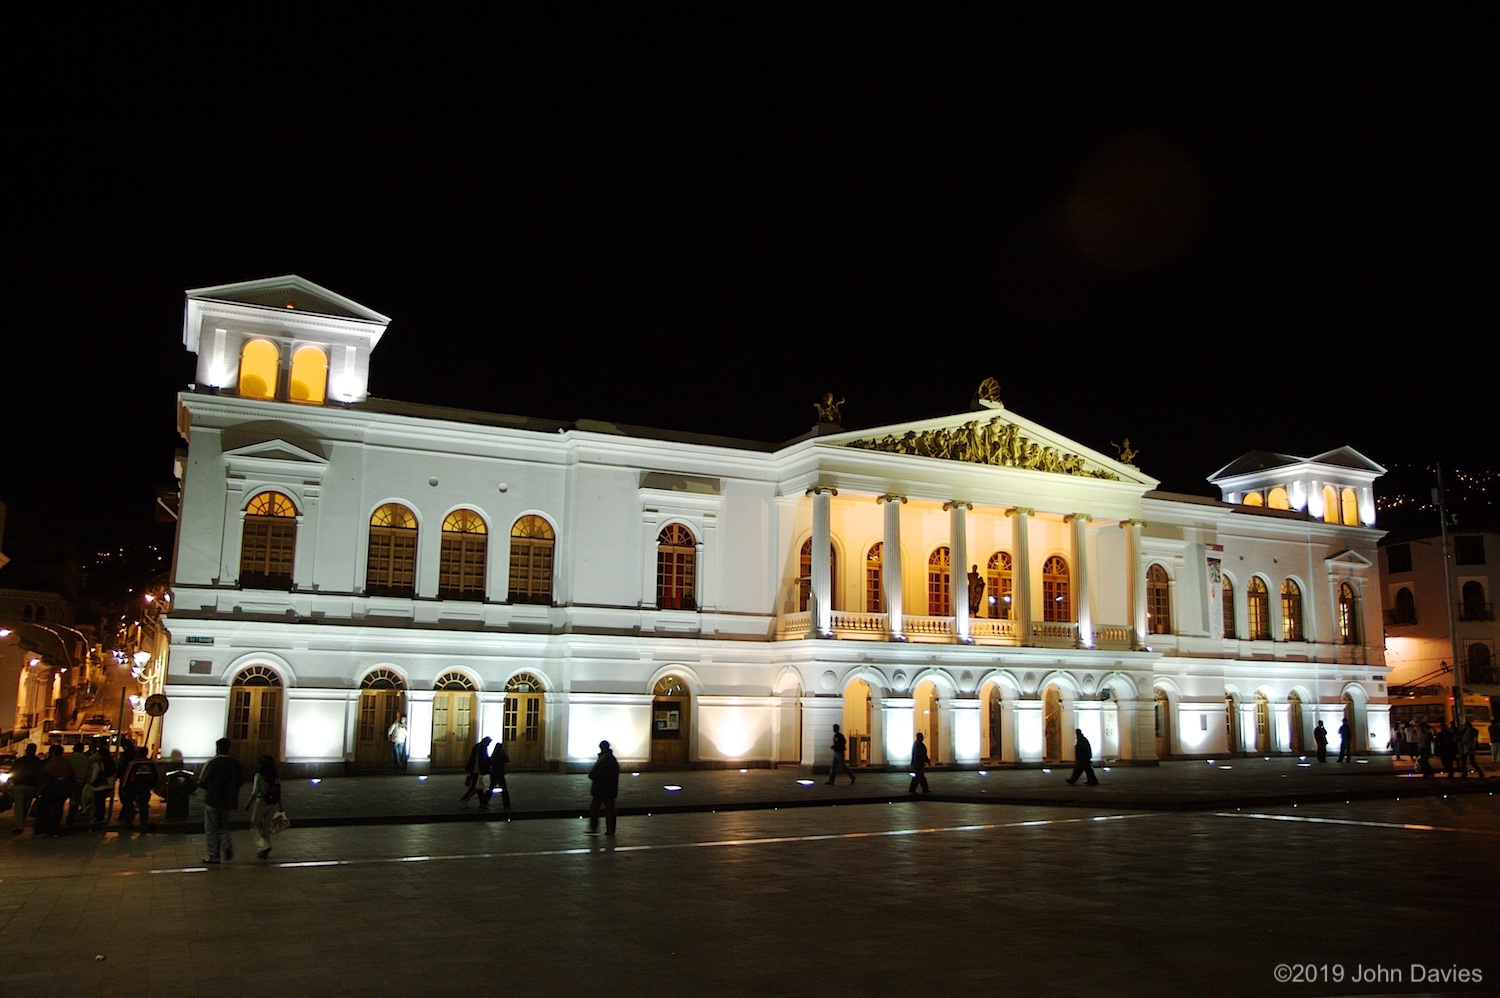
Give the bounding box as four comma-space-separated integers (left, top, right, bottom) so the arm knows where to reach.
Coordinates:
1387, 687, 1493, 746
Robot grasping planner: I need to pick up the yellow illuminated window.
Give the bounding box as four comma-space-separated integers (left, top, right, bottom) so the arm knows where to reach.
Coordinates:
241, 491, 297, 588
1281, 579, 1303, 641
865, 543, 883, 614
289, 346, 328, 404
1322, 485, 1339, 523
1043, 556, 1070, 622
986, 551, 1013, 619
1147, 563, 1171, 634
799, 538, 837, 612
367, 503, 418, 597
508, 515, 553, 604
441, 509, 489, 600
1243, 491, 1264, 507
238, 339, 279, 400
1222, 575, 1236, 638
1340, 488, 1359, 526
1338, 582, 1359, 644
1267, 487, 1289, 510
1247, 577, 1271, 639
927, 547, 951, 616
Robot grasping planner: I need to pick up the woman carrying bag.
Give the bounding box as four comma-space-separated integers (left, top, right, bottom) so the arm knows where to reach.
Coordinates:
247, 756, 283, 860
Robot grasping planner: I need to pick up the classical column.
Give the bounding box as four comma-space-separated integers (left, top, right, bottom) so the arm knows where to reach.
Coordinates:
879, 494, 907, 640
1008, 508, 1034, 644
1122, 519, 1146, 647
1068, 513, 1093, 648
808, 487, 837, 637
946, 501, 973, 643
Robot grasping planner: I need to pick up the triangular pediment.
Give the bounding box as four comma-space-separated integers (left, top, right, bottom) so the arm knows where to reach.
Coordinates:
223, 439, 329, 467
1325, 549, 1374, 569
186, 275, 391, 324
819, 402, 1153, 485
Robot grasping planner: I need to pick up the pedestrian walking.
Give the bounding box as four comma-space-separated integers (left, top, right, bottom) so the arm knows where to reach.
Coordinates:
1065, 729, 1099, 786
247, 755, 282, 860
1434, 724, 1457, 776
488, 740, 512, 810
1404, 722, 1420, 770
908, 732, 931, 794
586, 740, 619, 835
1415, 723, 1435, 777
387, 714, 410, 771
825, 724, 855, 785
198, 738, 246, 864
460, 736, 492, 806
1313, 721, 1329, 762
1457, 720, 1485, 779
8, 744, 41, 836
1337, 719, 1352, 763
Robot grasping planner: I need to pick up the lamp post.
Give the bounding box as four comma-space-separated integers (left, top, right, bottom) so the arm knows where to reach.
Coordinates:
1434, 465, 1465, 730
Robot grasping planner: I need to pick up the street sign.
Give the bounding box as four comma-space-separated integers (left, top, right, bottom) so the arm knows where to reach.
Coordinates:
144, 693, 169, 717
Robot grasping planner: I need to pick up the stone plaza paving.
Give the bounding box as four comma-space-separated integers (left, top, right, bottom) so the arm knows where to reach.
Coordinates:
2, 758, 1496, 996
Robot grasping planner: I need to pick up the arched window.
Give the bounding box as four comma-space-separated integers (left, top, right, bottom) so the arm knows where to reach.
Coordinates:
1393, 586, 1416, 625
507, 515, 553, 604
289, 345, 328, 404
1243, 491, 1264, 507
238, 339, 279, 399
1322, 485, 1339, 524
1247, 577, 1271, 640
1042, 556, 1070, 622
798, 537, 837, 612
1460, 580, 1487, 621
986, 551, 1013, 619
1281, 579, 1304, 641
1222, 575, 1236, 638
441, 509, 489, 601
367, 503, 418, 597
1340, 488, 1359, 526
927, 546, 951, 616
1147, 563, 1171, 635
656, 524, 697, 610
1267, 487, 1290, 510
1338, 581, 1359, 644
241, 490, 297, 589
1467, 643, 1495, 685
865, 542, 883, 614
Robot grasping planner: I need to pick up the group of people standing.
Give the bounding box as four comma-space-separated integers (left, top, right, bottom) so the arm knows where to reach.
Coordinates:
1390, 718, 1491, 779
9, 735, 159, 838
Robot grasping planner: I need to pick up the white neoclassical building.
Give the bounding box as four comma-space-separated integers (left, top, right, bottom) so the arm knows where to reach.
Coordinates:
160, 276, 1392, 775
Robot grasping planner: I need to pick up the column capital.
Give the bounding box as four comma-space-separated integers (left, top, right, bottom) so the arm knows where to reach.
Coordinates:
877, 493, 908, 504
1119, 519, 1147, 529
806, 486, 839, 497
943, 500, 973, 512
1064, 513, 1092, 524
1006, 507, 1035, 518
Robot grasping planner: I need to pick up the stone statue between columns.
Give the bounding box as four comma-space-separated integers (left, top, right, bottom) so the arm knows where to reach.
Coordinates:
814, 393, 845, 425
967, 565, 986, 615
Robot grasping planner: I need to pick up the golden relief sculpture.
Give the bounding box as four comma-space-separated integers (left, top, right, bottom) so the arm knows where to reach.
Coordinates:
974, 378, 1002, 405
1111, 438, 1139, 465
846, 415, 1121, 480
814, 392, 845, 424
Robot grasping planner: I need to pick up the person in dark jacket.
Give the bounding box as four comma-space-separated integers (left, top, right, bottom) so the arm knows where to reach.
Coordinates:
9, 744, 42, 835
460, 736, 492, 807
825, 724, 855, 786
488, 740, 512, 811
587, 740, 620, 835
1313, 721, 1329, 762
118, 750, 160, 832
198, 738, 245, 863
908, 732, 931, 794
1065, 729, 1099, 786
1336, 719, 1353, 763
34, 745, 76, 837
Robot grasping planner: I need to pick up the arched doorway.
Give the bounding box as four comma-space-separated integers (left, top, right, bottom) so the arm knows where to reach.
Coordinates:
356, 669, 407, 769
983, 684, 1004, 762
1042, 685, 1064, 763
1225, 693, 1241, 755
843, 678, 874, 767
651, 675, 690, 766
1254, 694, 1272, 754
1288, 693, 1305, 753
1154, 688, 1172, 758
431, 671, 478, 769
503, 672, 546, 770
912, 680, 941, 764
228, 666, 283, 771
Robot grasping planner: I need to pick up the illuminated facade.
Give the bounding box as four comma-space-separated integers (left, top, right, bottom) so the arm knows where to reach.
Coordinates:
161, 277, 1392, 774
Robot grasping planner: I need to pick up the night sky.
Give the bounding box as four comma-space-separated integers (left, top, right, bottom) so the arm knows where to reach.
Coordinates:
7, 6, 1489, 559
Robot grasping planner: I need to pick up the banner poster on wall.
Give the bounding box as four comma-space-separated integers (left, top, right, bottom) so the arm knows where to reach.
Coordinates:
1206, 545, 1224, 639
